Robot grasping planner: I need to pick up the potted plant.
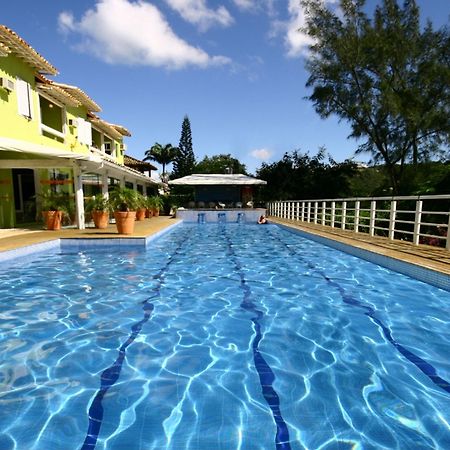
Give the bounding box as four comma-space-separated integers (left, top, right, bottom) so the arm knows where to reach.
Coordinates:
149, 195, 164, 217
38, 190, 70, 231
109, 187, 139, 234
135, 193, 147, 221
144, 196, 155, 218
85, 195, 111, 229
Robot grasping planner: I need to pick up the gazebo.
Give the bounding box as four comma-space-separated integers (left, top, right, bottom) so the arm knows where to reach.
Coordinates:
169, 174, 267, 223
168, 173, 266, 207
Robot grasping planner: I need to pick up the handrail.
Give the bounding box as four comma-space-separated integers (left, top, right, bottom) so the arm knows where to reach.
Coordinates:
268, 195, 450, 251
40, 123, 65, 140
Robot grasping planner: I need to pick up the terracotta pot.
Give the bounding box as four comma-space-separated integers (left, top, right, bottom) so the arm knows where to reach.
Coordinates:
136, 208, 146, 221
114, 211, 136, 234
42, 210, 63, 230
145, 208, 153, 218
92, 210, 110, 229
152, 208, 160, 217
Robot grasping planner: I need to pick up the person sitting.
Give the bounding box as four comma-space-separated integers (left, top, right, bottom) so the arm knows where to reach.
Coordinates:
257, 215, 268, 224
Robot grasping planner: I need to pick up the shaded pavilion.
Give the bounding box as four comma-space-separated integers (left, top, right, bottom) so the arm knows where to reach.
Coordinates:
168, 174, 267, 207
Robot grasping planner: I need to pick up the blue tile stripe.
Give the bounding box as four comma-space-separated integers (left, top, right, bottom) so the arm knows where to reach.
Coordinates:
80, 301, 155, 450
223, 229, 292, 449
270, 230, 450, 396
80, 229, 191, 449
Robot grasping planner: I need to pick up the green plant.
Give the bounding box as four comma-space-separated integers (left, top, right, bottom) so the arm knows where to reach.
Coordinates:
148, 195, 164, 210
37, 190, 71, 213
135, 192, 147, 209
85, 195, 111, 213
109, 187, 139, 212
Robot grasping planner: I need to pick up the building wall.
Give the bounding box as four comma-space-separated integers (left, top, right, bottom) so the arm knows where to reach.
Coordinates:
0, 169, 15, 227
0, 54, 93, 155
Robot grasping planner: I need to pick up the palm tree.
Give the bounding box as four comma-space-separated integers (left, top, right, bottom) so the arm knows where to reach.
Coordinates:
144, 143, 179, 179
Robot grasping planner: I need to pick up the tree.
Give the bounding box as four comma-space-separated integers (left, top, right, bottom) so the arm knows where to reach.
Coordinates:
144, 142, 179, 180
301, 0, 450, 193
256, 148, 357, 201
195, 154, 247, 174
172, 115, 196, 178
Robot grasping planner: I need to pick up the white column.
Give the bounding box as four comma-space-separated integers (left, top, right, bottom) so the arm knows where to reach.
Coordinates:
342, 201, 347, 230
389, 200, 397, 240
101, 171, 109, 198
314, 202, 318, 224
331, 201, 335, 228
33, 169, 42, 213
413, 200, 423, 245
369, 200, 376, 236
73, 163, 85, 230
321, 201, 326, 225
355, 201, 360, 233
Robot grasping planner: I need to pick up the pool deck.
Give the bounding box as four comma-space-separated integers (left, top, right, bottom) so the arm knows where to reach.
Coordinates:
270, 218, 450, 276
0, 216, 180, 252
0, 216, 449, 276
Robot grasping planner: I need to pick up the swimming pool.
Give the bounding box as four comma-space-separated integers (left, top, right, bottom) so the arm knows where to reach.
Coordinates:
0, 223, 449, 449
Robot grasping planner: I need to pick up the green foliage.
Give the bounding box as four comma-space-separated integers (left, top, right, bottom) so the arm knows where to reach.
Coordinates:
146, 195, 164, 210
256, 148, 357, 201
195, 154, 247, 174
37, 190, 71, 213
301, 0, 450, 193
172, 115, 196, 178
85, 195, 111, 213
109, 187, 139, 212
144, 142, 179, 178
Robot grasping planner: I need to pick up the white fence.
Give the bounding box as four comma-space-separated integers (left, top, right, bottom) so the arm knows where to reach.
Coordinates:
268, 195, 450, 251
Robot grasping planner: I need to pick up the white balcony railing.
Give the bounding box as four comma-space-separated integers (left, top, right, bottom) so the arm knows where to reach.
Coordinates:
40, 123, 65, 140
268, 195, 450, 251
89, 146, 117, 163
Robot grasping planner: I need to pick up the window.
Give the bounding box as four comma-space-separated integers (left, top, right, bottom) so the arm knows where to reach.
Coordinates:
16, 78, 33, 118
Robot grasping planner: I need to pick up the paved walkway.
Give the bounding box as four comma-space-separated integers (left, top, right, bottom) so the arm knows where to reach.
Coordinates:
270, 217, 450, 276
0, 216, 180, 252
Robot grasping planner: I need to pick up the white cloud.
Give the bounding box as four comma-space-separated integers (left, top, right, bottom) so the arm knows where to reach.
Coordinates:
58, 11, 75, 34
57, 0, 231, 69
251, 148, 272, 160
232, 0, 254, 10
164, 0, 233, 31
284, 0, 339, 58
232, 0, 276, 16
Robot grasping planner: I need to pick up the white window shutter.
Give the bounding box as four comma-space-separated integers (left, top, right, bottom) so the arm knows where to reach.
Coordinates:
84, 120, 92, 147
77, 118, 92, 145
17, 78, 32, 118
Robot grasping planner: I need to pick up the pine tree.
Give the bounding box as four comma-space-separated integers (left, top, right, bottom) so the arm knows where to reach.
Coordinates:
172, 115, 196, 178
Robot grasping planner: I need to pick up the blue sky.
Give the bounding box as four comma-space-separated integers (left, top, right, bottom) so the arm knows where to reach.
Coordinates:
2, 0, 449, 175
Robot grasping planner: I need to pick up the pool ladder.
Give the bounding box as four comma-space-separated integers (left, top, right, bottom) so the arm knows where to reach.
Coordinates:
197, 213, 206, 224
237, 212, 245, 223
218, 212, 226, 223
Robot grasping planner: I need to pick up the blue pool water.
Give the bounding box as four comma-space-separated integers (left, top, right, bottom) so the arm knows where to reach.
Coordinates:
0, 223, 449, 449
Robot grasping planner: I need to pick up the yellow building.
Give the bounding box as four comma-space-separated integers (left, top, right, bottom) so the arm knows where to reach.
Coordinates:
0, 25, 157, 228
